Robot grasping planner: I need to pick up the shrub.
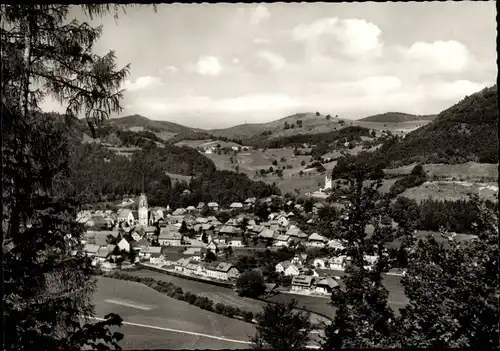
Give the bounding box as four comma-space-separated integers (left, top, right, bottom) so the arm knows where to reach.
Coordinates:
215, 303, 225, 314
185, 292, 197, 304
223, 305, 235, 317
243, 311, 254, 323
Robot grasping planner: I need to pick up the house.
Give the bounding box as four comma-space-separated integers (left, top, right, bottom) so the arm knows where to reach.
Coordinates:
183, 247, 202, 261
172, 208, 186, 216
204, 147, 213, 154
229, 237, 243, 247
286, 226, 305, 238
284, 263, 301, 277
314, 277, 339, 295
277, 217, 289, 227
259, 228, 275, 240
186, 206, 196, 212
327, 239, 345, 250
244, 197, 256, 207
175, 258, 189, 271
158, 227, 182, 246
229, 202, 243, 210
117, 209, 134, 225
182, 189, 191, 196
204, 262, 240, 281
219, 226, 237, 235
139, 246, 161, 259
197, 202, 206, 210
291, 275, 316, 291
313, 257, 328, 269
169, 215, 185, 225
292, 253, 307, 266
275, 260, 291, 273
83, 244, 100, 257
364, 255, 379, 271
231, 146, 239, 151
206, 240, 218, 252
207, 202, 219, 211
117, 237, 130, 252
149, 250, 165, 266
329, 256, 347, 270
307, 233, 328, 248
94, 246, 111, 263
196, 217, 209, 224
274, 234, 291, 247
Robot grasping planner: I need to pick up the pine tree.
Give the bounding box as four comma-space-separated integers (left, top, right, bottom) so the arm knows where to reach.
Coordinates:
1, 4, 154, 350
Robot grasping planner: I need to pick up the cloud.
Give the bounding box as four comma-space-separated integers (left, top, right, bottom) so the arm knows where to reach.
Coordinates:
356, 76, 402, 94
123, 76, 163, 92
405, 40, 471, 73
420, 79, 488, 101
232, 57, 240, 64
160, 65, 179, 74
257, 51, 286, 70
250, 4, 270, 25
190, 55, 223, 76
253, 38, 271, 45
125, 94, 298, 117
292, 17, 383, 58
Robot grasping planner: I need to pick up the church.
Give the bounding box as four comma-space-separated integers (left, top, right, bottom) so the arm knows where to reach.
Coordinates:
138, 193, 149, 227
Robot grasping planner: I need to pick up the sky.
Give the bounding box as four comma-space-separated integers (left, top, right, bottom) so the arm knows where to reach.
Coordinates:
41, 2, 497, 129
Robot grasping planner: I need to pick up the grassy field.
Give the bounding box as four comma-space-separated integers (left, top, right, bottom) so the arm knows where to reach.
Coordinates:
124, 270, 329, 324
94, 277, 255, 346
384, 162, 498, 181
112, 324, 249, 350
401, 180, 498, 203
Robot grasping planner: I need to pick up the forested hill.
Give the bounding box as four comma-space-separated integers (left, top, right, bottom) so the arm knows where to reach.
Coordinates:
340, 85, 498, 170
59, 115, 280, 207
359, 112, 437, 123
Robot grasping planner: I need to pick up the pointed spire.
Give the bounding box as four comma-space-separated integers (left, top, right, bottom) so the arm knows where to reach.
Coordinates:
142, 172, 145, 194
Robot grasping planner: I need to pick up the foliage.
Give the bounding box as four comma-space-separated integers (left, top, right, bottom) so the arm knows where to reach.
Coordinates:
250, 299, 312, 350
322, 169, 413, 349
253, 126, 370, 149
236, 270, 266, 298
389, 164, 428, 196
204, 249, 217, 262
396, 194, 499, 348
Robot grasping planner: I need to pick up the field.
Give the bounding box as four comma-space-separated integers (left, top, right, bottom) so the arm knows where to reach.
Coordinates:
384, 162, 498, 181
401, 180, 498, 203
94, 277, 255, 349
265, 271, 408, 318
124, 269, 329, 324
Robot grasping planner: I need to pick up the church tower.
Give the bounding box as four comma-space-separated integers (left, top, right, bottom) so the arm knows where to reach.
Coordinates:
324, 173, 333, 190
138, 193, 148, 227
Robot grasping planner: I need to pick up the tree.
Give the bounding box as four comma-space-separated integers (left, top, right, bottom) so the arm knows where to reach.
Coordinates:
250, 299, 312, 350
395, 194, 499, 348
224, 246, 233, 260
1, 4, 158, 350
236, 270, 266, 298
326, 114, 331, 120
316, 111, 320, 116
322, 166, 413, 349
272, 160, 278, 166
301, 160, 306, 166
204, 249, 217, 262
179, 221, 188, 234
304, 199, 313, 213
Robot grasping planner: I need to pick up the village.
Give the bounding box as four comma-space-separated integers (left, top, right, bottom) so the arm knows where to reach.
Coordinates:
79, 190, 406, 298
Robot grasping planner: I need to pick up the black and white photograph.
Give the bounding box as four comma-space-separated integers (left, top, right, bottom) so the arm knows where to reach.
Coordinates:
2, 2, 498, 350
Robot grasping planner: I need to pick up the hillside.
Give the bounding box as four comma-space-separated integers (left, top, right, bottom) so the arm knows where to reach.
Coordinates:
360, 112, 437, 123
335, 85, 498, 171
210, 112, 432, 141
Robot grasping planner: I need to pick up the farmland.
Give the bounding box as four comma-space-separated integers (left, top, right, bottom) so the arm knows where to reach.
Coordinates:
400, 180, 498, 203
124, 269, 330, 324
384, 162, 499, 181
93, 277, 255, 348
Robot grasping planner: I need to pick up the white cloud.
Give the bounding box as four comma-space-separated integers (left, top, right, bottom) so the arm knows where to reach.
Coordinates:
191, 55, 223, 76
405, 40, 470, 73
160, 65, 179, 74
420, 80, 488, 101
257, 51, 286, 70
250, 4, 270, 25
232, 57, 240, 64
292, 17, 383, 58
123, 76, 163, 92
253, 38, 271, 44
356, 76, 402, 94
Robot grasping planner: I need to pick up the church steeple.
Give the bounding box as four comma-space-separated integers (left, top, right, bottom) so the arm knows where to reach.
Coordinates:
138, 191, 148, 227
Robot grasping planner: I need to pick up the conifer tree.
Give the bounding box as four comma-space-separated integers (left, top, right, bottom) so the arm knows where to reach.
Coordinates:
1, 4, 154, 350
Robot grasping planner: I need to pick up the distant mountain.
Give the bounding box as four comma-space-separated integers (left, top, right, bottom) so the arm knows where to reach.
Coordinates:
359, 112, 437, 123
366, 85, 498, 167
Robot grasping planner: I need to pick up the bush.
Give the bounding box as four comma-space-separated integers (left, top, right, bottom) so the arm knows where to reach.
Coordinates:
223, 305, 235, 317
243, 311, 254, 323
215, 303, 225, 314
185, 292, 197, 304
